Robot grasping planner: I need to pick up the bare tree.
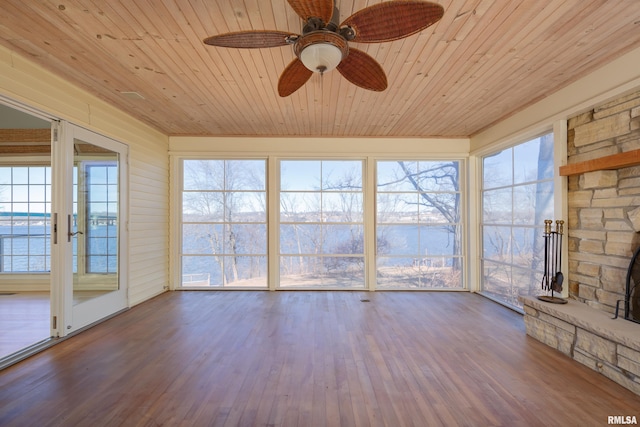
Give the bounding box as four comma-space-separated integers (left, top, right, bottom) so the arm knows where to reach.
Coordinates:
183, 160, 266, 285
377, 161, 462, 285
279, 160, 366, 284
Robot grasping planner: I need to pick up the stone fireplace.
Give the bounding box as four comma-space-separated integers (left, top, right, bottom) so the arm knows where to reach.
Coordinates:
567, 90, 640, 311
521, 89, 640, 395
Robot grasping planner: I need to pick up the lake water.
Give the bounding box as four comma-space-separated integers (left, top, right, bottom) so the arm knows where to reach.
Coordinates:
0, 224, 115, 273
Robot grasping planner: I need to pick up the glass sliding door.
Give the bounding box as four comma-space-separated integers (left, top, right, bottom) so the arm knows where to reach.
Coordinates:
52, 123, 127, 335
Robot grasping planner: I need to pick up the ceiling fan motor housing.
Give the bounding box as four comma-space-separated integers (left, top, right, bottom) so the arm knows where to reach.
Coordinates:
294, 30, 349, 73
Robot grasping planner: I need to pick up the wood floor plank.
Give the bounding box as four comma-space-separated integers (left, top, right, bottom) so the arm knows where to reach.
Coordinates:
0, 292, 51, 359
1, 291, 639, 426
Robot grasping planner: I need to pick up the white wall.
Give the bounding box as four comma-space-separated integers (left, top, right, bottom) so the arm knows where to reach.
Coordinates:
169, 137, 470, 155
0, 45, 170, 306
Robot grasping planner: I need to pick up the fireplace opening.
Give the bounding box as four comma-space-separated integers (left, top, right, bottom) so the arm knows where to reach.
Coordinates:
614, 246, 640, 324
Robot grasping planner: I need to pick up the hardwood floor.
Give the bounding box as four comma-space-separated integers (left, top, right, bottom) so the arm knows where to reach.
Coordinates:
0, 291, 638, 426
0, 290, 118, 361
0, 292, 50, 359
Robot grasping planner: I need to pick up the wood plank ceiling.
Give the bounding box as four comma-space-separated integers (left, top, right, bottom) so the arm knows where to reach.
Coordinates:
0, 0, 639, 138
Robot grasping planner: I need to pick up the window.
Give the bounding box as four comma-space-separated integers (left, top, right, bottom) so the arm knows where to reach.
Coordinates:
279, 160, 365, 288
0, 166, 51, 272
181, 159, 267, 287
177, 156, 466, 290
480, 134, 554, 308
376, 160, 463, 288
80, 162, 118, 274
0, 162, 120, 275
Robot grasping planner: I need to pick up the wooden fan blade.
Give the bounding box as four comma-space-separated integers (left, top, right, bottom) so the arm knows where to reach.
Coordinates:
204, 30, 294, 48
287, 0, 334, 24
340, 1, 444, 43
337, 48, 387, 92
278, 58, 313, 97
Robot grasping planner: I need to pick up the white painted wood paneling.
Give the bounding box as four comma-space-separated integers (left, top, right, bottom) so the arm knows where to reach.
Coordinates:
0, 45, 170, 307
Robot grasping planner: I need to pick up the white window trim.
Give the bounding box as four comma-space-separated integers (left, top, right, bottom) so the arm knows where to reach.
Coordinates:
172, 154, 468, 291
473, 123, 566, 309
277, 158, 367, 290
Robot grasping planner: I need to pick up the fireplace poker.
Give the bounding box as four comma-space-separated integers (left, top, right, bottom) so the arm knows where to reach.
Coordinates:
553, 220, 564, 293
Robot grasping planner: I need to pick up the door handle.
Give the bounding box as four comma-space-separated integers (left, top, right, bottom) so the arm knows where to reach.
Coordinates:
53, 213, 58, 244
67, 214, 83, 241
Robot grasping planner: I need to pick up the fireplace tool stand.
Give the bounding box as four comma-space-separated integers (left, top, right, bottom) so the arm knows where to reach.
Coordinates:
539, 219, 567, 304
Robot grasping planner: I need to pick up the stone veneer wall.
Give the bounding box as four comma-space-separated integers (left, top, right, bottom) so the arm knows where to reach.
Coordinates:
567, 89, 640, 312
521, 90, 640, 396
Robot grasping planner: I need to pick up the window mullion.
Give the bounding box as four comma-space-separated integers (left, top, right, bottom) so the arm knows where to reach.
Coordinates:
268, 156, 279, 290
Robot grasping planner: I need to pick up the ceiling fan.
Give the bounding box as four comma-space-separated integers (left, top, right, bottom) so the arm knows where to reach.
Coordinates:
203, 0, 444, 97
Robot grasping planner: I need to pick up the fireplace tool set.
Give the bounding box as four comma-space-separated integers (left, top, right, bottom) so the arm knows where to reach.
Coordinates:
539, 219, 567, 304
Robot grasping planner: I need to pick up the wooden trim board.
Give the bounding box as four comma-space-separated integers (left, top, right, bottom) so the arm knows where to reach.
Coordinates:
559, 149, 640, 176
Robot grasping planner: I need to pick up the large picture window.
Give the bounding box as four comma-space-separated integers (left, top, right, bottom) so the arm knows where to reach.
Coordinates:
177, 156, 466, 290
180, 159, 267, 287
376, 160, 463, 288
279, 160, 364, 288
0, 166, 51, 272
480, 134, 554, 308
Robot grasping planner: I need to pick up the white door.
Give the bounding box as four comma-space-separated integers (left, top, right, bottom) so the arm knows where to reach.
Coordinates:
51, 122, 128, 336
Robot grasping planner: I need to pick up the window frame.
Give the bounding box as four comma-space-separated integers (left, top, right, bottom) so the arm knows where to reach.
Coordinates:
178, 158, 269, 289
478, 130, 559, 310
278, 158, 367, 290
173, 154, 468, 291
0, 161, 52, 275
375, 159, 465, 290
77, 160, 119, 275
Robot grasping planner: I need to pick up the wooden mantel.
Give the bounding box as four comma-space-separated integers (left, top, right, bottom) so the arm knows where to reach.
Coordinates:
559, 149, 640, 176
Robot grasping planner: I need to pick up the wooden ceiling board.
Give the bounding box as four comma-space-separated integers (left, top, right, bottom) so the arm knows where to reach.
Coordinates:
378, 0, 502, 136
424, 0, 571, 133
0, 0, 639, 138
471, 0, 634, 130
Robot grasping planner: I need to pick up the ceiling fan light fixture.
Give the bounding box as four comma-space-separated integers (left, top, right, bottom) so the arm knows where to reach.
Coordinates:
300, 43, 342, 73
294, 31, 348, 74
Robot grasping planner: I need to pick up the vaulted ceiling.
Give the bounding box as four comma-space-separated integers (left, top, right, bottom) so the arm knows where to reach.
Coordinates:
1, 0, 639, 138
